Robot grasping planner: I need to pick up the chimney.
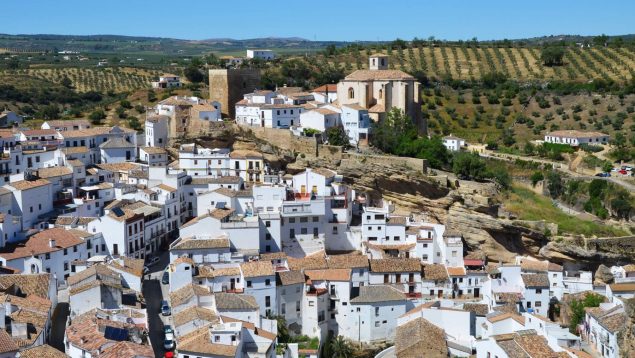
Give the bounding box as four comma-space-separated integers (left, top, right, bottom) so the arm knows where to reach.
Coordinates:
49, 239, 56, 248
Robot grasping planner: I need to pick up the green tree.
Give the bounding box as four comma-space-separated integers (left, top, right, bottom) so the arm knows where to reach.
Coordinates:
569, 293, 604, 333
128, 116, 141, 131
326, 126, 349, 147
593, 34, 609, 47
329, 336, 354, 358
39, 104, 60, 120
602, 161, 614, 173
135, 104, 146, 114
541, 46, 565, 66
60, 75, 73, 89
184, 65, 204, 83
119, 99, 132, 109
452, 152, 488, 181
115, 106, 127, 119
89, 108, 106, 124
147, 90, 157, 102
546, 171, 564, 198
530, 171, 544, 187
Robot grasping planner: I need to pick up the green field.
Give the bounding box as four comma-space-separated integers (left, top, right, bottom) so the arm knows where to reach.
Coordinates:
503, 185, 628, 237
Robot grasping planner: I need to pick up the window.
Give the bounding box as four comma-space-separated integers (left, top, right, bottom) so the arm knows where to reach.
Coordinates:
378, 88, 383, 100
536, 289, 543, 294
312, 216, 319, 222
289, 218, 296, 224
348, 87, 355, 99
309, 301, 315, 307
375, 321, 380, 327
247, 281, 252, 288
526, 301, 532, 308
64, 248, 68, 255
375, 307, 379, 316
296, 301, 301, 312
265, 279, 271, 286
73, 246, 77, 253
281, 303, 286, 315
535, 301, 542, 307
265, 296, 271, 307
356, 307, 360, 312
300, 217, 308, 223
265, 233, 271, 241
265, 221, 271, 227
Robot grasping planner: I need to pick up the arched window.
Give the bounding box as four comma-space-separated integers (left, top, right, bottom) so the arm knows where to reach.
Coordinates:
348, 87, 355, 99
378, 88, 383, 100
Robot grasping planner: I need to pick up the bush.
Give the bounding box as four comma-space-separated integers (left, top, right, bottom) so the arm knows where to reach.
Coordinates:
541, 46, 565, 66
89, 108, 106, 124
530, 171, 544, 187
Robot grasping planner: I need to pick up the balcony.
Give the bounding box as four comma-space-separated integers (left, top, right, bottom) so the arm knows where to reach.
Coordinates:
306, 287, 328, 296
405, 292, 422, 299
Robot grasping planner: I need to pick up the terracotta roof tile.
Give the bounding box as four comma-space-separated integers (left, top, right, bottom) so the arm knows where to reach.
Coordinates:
344, 69, 416, 81
521, 273, 549, 288
395, 317, 448, 358
6, 179, 51, 190
0, 329, 18, 354
19, 344, 68, 358
370, 258, 421, 273
277, 270, 305, 286
305, 269, 351, 282
0, 228, 89, 260
350, 285, 405, 304
214, 293, 259, 311
240, 261, 274, 278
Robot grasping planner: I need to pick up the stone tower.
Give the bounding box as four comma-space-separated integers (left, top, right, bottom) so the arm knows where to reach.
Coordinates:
369, 54, 389, 70
208, 69, 261, 119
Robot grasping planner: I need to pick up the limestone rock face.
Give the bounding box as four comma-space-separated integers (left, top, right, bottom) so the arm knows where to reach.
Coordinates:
177, 122, 630, 266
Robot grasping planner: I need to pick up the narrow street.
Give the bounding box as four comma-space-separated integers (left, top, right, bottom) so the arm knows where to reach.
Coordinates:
143, 251, 170, 358
49, 301, 69, 352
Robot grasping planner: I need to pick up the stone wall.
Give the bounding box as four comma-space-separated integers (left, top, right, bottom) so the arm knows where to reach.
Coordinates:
341, 153, 427, 173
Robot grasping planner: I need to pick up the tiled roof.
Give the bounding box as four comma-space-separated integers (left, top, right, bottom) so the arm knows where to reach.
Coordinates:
287, 251, 328, 270
36, 166, 73, 178
519, 259, 563, 272
344, 69, 416, 81
109, 257, 145, 277
95, 162, 140, 172
521, 273, 549, 288
305, 269, 351, 282
214, 293, 259, 310
462, 303, 489, 316
277, 270, 305, 286
22, 129, 58, 136
0, 329, 18, 353
99, 341, 154, 358
169, 284, 212, 307
395, 317, 448, 358
350, 285, 405, 304
598, 311, 626, 333
196, 266, 240, 279
0, 228, 89, 260
422, 264, 449, 281
327, 253, 369, 269
370, 258, 421, 273
515, 333, 565, 358
44, 119, 90, 128
6, 179, 51, 190
190, 176, 241, 185
240, 261, 274, 278
259, 252, 287, 261
447, 266, 466, 276
172, 237, 230, 250
210, 208, 235, 220
18, 344, 68, 358
60, 126, 134, 139
311, 167, 336, 179
548, 130, 608, 138
140, 146, 167, 154
62, 146, 90, 155
487, 312, 525, 325
229, 150, 262, 159
155, 183, 177, 192
312, 84, 338, 93
66, 265, 118, 287
0, 274, 51, 299
177, 325, 237, 357
609, 282, 635, 292
173, 306, 219, 327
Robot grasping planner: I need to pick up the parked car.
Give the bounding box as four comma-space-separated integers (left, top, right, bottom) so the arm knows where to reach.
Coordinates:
163, 331, 175, 350
161, 300, 171, 316
611, 168, 619, 172
161, 271, 169, 285
163, 325, 173, 335
595, 172, 610, 177
619, 169, 628, 175
147, 256, 160, 266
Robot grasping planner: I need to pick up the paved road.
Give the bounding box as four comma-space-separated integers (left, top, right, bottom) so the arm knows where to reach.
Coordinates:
49, 302, 69, 352
477, 149, 635, 191
143, 251, 171, 358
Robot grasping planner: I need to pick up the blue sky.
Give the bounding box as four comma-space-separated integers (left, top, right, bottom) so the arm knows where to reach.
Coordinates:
3, 0, 634, 41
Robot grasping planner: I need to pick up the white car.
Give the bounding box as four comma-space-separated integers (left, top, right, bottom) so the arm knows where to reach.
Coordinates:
164, 332, 175, 350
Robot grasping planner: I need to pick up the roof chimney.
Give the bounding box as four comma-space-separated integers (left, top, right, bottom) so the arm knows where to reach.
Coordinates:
49, 239, 56, 248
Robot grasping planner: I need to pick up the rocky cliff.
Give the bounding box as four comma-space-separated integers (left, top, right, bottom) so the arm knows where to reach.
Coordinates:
178, 123, 630, 266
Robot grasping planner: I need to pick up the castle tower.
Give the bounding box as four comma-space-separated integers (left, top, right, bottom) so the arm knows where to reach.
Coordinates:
369, 54, 388, 70
209, 69, 261, 119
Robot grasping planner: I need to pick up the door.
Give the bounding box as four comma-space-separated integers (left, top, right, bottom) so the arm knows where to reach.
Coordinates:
230, 278, 236, 290
437, 290, 443, 298
474, 288, 480, 298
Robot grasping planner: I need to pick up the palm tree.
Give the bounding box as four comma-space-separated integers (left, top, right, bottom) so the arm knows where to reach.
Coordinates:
329, 335, 354, 358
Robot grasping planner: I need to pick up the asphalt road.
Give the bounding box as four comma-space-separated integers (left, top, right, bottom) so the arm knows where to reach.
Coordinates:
143, 251, 171, 358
